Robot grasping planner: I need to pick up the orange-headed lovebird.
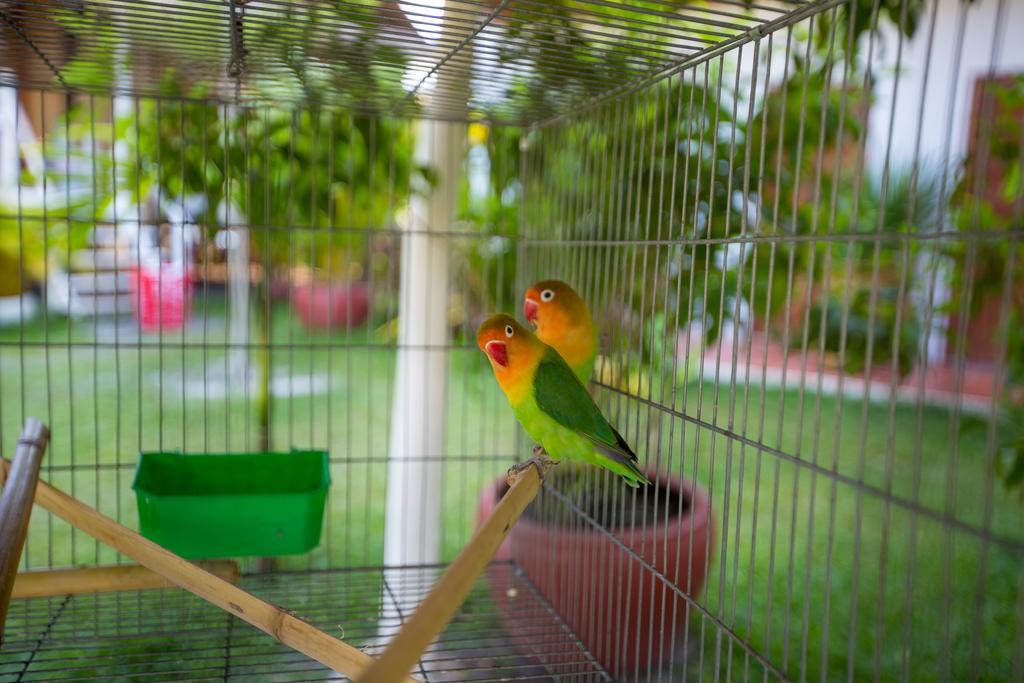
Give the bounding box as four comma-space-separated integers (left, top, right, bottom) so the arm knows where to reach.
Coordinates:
478, 314, 648, 487
523, 280, 598, 384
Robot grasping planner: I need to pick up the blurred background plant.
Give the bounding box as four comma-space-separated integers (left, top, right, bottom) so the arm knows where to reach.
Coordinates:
20, 29, 426, 451
514, 2, 938, 385
39, 73, 424, 281
950, 74, 1024, 498
0, 212, 51, 296
997, 316, 1024, 501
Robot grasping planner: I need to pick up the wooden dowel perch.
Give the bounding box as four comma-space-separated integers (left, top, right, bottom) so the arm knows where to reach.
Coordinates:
0, 418, 50, 645
12, 561, 239, 600
0, 457, 418, 683
358, 460, 550, 683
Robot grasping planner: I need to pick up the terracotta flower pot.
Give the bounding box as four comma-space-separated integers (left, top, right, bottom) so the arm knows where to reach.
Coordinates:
477, 471, 713, 676
290, 282, 370, 330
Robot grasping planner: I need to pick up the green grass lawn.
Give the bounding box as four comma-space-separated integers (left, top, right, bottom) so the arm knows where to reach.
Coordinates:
0, 297, 517, 571
0, 297, 1019, 682
624, 376, 1024, 682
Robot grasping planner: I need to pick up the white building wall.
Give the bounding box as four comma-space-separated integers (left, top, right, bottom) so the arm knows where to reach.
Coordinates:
865, 0, 1023, 364
866, 0, 1024, 177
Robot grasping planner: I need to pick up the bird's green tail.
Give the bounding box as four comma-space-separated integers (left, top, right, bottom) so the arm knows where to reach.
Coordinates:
595, 451, 650, 488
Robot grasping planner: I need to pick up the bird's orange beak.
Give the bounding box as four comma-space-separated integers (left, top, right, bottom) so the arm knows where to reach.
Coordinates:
524, 298, 539, 325
484, 339, 508, 368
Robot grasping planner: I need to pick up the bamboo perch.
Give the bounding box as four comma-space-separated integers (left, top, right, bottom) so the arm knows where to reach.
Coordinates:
0, 418, 50, 645
12, 561, 239, 600
0, 457, 418, 683
358, 460, 550, 683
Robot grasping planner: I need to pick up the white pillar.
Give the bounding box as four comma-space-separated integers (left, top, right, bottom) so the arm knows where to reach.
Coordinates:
0, 88, 21, 203
226, 224, 250, 388
373, 1, 471, 654
381, 118, 462, 608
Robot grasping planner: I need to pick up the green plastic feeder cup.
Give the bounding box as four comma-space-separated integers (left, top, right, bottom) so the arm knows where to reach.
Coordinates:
132, 450, 330, 559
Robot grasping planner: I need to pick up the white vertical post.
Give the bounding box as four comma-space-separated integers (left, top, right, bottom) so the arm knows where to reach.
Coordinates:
0, 88, 20, 203
382, 118, 462, 608
227, 225, 250, 381
220, 105, 250, 390
374, 0, 471, 655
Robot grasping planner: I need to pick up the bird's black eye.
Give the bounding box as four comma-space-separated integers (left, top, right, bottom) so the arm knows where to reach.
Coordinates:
541, 289, 555, 302
504, 325, 514, 338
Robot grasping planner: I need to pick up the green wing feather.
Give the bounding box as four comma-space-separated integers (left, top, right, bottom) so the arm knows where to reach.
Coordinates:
533, 348, 648, 486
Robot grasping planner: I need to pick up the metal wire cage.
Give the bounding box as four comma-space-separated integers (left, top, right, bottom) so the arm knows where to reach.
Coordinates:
1, 0, 1023, 681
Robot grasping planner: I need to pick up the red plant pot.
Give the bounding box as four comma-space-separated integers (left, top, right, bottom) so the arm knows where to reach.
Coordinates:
129, 264, 191, 333
290, 282, 370, 330
477, 471, 713, 676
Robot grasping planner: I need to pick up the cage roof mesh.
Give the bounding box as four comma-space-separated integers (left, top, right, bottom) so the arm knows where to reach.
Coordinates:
2, 0, 816, 123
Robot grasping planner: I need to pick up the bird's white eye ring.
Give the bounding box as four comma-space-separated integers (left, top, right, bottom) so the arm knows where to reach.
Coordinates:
504, 325, 514, 338
541, 289, 555, 302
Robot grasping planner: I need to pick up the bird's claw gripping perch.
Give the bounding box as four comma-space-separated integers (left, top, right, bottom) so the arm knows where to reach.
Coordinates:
506, 447, 556, 485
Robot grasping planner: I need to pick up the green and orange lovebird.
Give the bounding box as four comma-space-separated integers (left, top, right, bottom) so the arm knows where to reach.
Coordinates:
524, 280, 599, 384
477, 314, 648, 487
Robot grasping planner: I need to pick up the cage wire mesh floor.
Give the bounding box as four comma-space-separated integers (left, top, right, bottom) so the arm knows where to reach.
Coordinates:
0, 563, 609, 682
